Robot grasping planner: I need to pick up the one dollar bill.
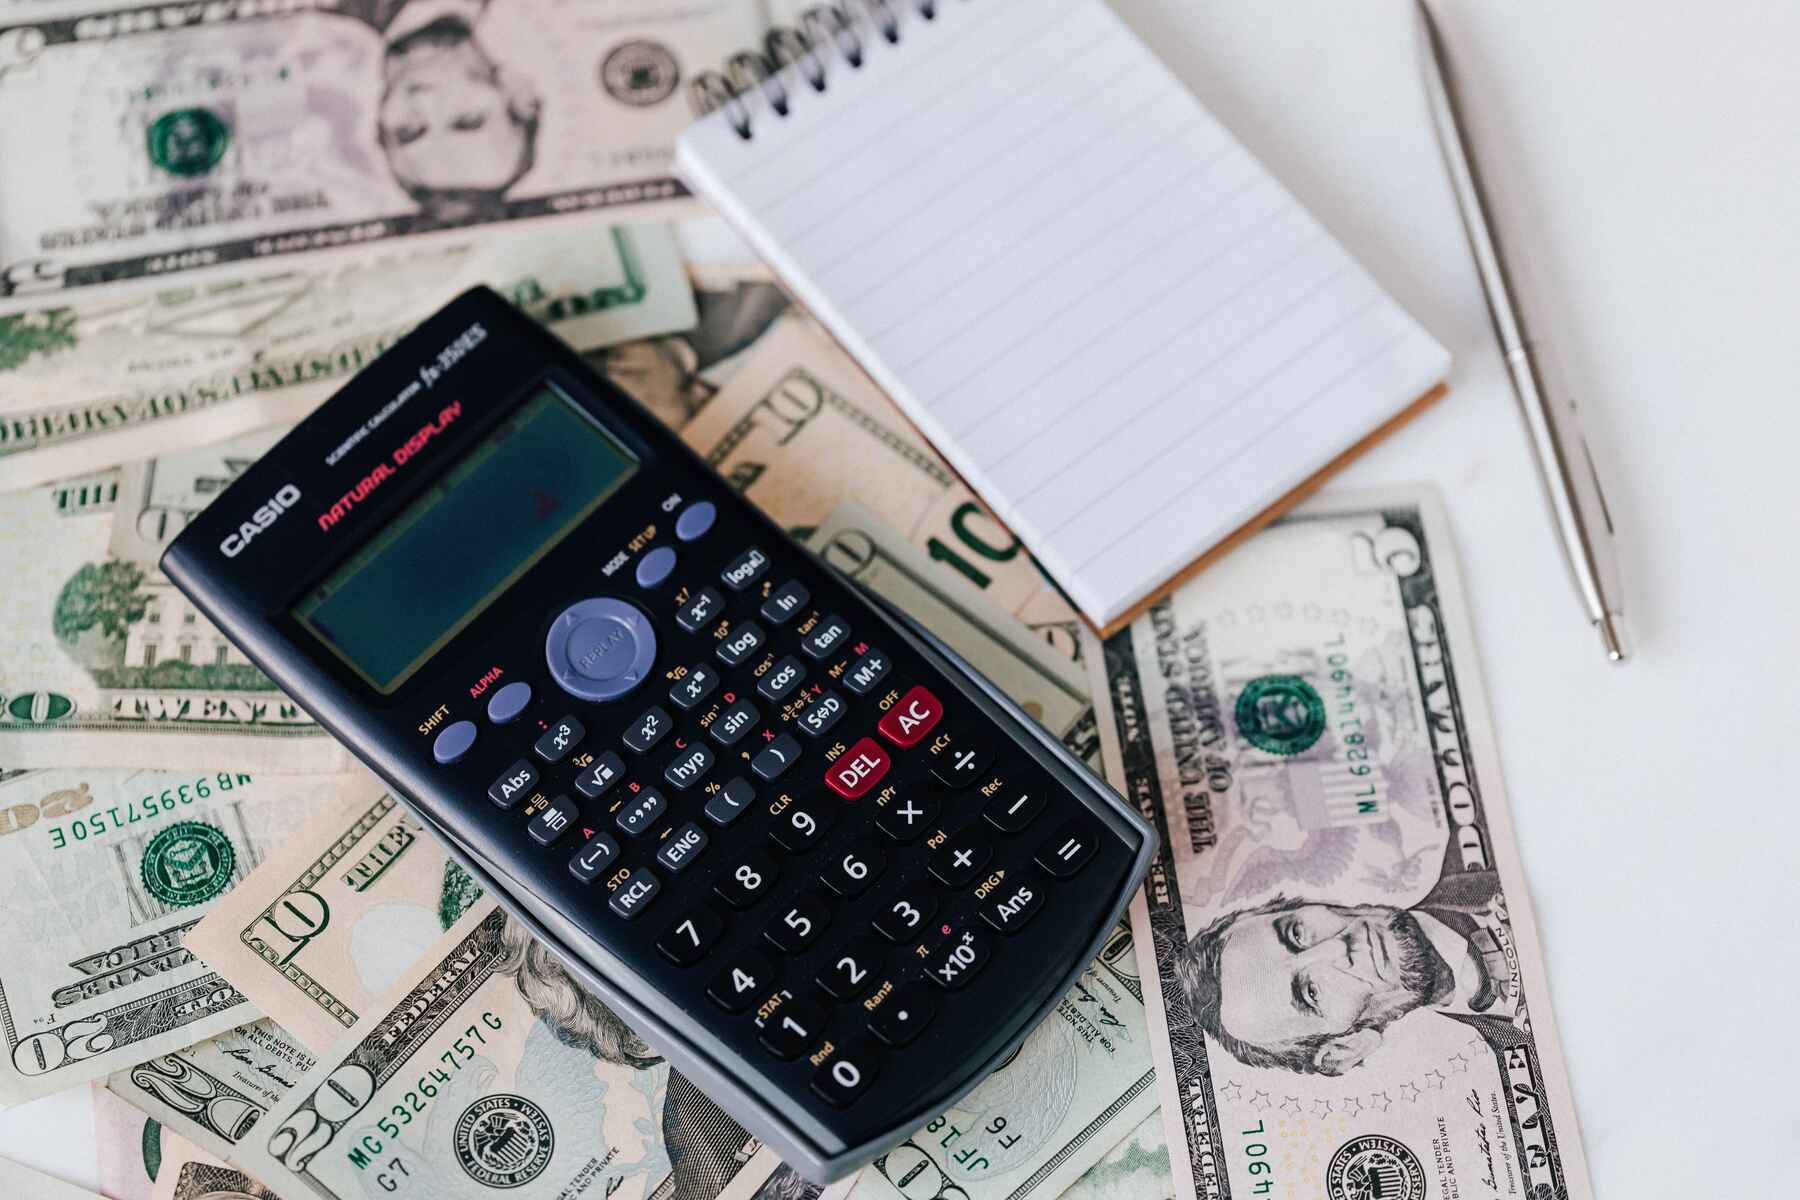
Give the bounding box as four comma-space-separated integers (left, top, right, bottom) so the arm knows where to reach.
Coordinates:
1087, 487, 1594, 1200
0, 222, 698, 489
0, 1, 764, 306
0, 767, 360, 1105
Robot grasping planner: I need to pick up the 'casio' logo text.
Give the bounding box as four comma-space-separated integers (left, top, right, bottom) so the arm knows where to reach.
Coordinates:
221, 484, 302, 558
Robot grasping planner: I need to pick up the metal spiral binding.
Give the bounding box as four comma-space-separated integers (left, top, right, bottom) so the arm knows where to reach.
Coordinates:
689, 1, 950, 140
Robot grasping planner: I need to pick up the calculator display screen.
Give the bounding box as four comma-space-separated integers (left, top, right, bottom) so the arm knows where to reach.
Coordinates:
293, 385, 638, 693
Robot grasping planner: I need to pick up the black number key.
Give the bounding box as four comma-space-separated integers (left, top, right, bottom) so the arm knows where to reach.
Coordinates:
703, 776, 755, 827
800, 613, 851, 660
488, 759, 538, 809
656, 907, 723, 966
1035, 819, 1099, 878
870, 883, 937, 943
574, 751, 626, 800
843, 648, 890, 696
716, 622, 767, 666
664, 743, 715, 790
534, 715, 584, 763
759, 994, 827, 1059
813, 1050, 878, 1108
527, 795, 578, 846
721, 547, 770, 591
616, 788, 668, 836
923, 926, 992, 990
568, 831, 621, 884
817, 936, 886, 1000
764, 892, 830, 954
983, 788, 1046, 833
707, 948, 775, 1012
979, 874, 1045, 935
928, 825, 992, 888
868, 985, 937, 1047
769, 799, 835, 853
875, 791, 940, 842
797, 690, 848, 738
931, 740, 992, 788
751, 733, 802, 781
761, 579, 809, 625
709, 698, 760, 747
670, 664, 721, 710
822, 839, 885, 898
714, 849, 778, 909
676, 587, 724, 633
757, 656, 806, 703
623, 705, 673, 754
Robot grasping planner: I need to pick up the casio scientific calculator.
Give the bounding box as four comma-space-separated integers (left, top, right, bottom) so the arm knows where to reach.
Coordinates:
162, 287, 1155, 1182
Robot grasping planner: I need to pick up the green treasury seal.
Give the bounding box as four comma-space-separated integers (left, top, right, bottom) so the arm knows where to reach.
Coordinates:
1234, 674, 1326, 756
600, 40, 680, 106
146, 108, 230, 177
454, 1094, 554, 1188
1325, 1134, 1427, 1200
140, 821, 236, 906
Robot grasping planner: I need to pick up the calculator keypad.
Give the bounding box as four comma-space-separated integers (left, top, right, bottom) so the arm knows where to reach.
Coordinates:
446, 491, 1136, 1132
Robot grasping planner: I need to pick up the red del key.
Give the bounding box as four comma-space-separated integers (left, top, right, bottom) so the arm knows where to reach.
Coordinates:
826, 737, 890, 800
877, 685, 943, 749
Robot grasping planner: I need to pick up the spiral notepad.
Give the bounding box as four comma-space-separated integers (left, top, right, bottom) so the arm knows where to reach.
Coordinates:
677, 0, 1451, 632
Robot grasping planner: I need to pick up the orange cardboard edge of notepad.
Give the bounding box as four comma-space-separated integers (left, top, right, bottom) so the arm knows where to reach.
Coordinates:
1089, 379, 1450, 638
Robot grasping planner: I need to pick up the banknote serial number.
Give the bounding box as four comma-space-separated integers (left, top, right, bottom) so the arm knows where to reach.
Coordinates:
1325, 641, 1380, 813
1239, 1121, 1275, 1193
45, 772, 254, 848
923, 1112, 1021, 1173
366, 1012, 505, 1149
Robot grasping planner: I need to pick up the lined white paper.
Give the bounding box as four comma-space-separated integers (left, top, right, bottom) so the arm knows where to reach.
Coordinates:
679, 0, 1450, 625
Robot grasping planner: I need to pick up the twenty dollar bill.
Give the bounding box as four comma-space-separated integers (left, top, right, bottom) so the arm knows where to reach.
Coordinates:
0, 1, 762, 305
1088, 488, 1593, 1200
0, 767, 357, 1104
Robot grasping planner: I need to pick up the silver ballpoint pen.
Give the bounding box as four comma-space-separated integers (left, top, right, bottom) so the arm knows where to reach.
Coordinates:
1414, 1, 1631, 662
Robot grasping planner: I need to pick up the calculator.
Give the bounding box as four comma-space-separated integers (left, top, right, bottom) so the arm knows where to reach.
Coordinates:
161, 287, 1154, 1182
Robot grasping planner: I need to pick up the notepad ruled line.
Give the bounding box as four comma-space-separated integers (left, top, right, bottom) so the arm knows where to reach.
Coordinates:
968, 221, 1323, 467
1071, 328, 1412, 577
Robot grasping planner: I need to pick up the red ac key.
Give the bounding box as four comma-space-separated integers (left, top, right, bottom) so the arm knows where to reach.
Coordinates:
877, 685, 942, 749
826, 737, 891, 800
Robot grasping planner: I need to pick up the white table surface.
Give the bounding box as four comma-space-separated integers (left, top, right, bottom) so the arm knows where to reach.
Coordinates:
5, 1, 1796, 1195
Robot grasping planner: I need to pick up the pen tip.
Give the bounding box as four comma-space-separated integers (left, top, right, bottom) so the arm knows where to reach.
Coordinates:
1597, 612, 1630, 663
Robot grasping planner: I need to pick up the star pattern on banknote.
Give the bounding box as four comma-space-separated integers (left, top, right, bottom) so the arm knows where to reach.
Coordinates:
1424, 1069, 1446, 1091
1340, 1096, 1364, 1117
1280, 1096, 1302, 1117
1448, 1052, 1470, 1074
1399, 1082, 1422, 1104
1369, 1091, 1393, 1112
1220, 1080, 1245, 1102
1310, 1099, 1333, 1117
1249, 1090, 1272, 1112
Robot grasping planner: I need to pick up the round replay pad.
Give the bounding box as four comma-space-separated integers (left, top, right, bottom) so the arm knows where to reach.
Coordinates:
546, 597, 657, 702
